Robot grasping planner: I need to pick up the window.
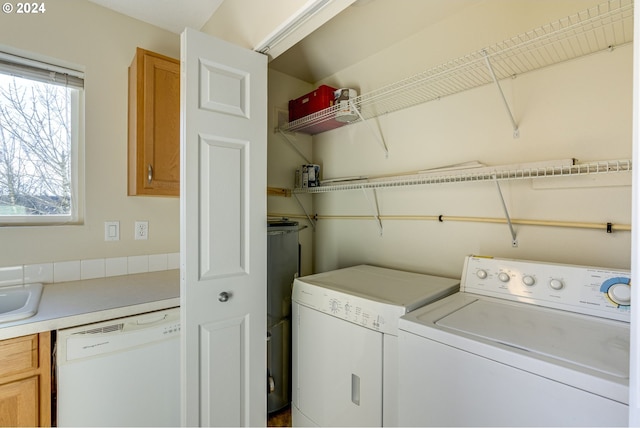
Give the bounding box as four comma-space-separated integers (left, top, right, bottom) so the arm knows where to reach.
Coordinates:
0, 49, 84, 225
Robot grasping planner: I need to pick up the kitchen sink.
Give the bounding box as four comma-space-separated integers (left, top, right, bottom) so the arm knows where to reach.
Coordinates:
0, 283, 43, 323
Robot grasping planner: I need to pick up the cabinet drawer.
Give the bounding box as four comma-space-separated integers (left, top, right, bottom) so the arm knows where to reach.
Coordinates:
0, 335, 38, 378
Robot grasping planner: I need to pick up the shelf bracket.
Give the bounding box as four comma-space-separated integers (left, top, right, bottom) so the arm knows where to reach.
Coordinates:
361, 187, 383, 236
483, 50, 519, 138
494, 176, 518, 247
278, 129, 312, 164
350, 100, 389, 158
293, 193, 316, 229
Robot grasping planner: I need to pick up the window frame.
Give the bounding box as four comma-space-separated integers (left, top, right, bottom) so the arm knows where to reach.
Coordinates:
0, 46, 85, 226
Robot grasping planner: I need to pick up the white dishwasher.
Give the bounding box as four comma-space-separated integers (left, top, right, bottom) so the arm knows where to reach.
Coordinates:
56, 307, 180, 427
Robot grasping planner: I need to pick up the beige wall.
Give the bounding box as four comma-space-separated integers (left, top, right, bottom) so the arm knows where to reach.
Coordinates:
0, 0, 180, 267
267, 70, 315, 275
268, 0, 633, 277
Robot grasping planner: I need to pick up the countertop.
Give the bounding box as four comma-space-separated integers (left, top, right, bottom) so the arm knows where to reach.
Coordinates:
0, 269, 180, 340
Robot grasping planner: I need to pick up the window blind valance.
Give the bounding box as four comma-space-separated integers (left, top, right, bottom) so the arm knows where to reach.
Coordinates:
0, 51, 84, 89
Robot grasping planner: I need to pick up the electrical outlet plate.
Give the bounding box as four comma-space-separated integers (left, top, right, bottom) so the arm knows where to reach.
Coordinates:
135, 221, 148, 240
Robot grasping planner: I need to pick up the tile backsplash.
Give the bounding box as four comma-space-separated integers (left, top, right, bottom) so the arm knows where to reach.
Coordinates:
0, 253, 180, 286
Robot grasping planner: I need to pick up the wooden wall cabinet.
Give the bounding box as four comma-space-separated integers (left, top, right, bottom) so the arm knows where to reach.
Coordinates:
128, 48, 180, 197
0, 333, 51, 427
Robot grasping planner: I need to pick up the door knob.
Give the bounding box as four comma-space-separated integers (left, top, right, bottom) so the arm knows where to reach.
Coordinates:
218, 291, 231, 302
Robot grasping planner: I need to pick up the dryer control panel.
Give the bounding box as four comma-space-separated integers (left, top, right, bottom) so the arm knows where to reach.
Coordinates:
462, 256, 630, 322
291, 265, 459, 335
292, 279, 404, 335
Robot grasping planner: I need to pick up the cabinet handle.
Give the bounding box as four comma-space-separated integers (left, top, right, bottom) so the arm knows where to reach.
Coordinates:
147, 164, 153, 184
218, 291, 231, 302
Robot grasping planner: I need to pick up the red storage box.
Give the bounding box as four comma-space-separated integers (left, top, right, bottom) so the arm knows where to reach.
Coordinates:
288, 85, 347, 134
289, 85, 336, 122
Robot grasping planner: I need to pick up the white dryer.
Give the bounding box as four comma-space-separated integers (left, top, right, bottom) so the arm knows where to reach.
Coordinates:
292, 264, 459, 427
398, 255, 631, 427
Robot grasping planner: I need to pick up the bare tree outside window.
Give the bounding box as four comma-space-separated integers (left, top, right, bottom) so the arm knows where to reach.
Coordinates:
0, 73, 73, 217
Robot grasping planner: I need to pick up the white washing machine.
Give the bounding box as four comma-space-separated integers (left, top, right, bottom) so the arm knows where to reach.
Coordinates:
398, 255, 631, 427
292, 264, 459, 427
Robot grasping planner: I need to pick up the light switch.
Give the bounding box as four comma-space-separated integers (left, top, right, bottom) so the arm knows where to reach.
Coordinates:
105, 221, 120, 241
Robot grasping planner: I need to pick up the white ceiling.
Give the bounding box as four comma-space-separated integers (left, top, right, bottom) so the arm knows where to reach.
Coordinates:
87, 0, 480, 83
88, 0, 224, 35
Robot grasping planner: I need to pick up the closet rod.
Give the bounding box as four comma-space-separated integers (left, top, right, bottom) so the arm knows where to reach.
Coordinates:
268, 213, 631, 232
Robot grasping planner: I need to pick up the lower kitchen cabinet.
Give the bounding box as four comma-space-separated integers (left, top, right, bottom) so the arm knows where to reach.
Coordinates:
0, 332, 51, 427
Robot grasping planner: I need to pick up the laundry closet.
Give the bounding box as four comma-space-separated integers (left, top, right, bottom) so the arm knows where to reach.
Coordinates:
263, 2, 633, 425
265, 0, 632, 278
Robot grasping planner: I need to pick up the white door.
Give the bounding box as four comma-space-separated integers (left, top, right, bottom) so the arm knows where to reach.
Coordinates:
180, 28, 267, 427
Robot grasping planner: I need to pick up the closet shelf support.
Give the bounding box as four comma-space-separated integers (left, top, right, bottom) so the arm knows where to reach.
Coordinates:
278, 129, 312, 164
293, 193, 316, 229
361, 187, 383, 236
350, 99, 389, 158
483, 50, 519, 138
494, 176, 518, 247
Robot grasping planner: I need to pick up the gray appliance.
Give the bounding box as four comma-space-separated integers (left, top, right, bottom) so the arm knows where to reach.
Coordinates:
267, 219, 299, 413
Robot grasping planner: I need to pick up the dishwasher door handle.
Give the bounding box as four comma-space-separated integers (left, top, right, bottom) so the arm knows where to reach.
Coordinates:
135, 314, 168, 325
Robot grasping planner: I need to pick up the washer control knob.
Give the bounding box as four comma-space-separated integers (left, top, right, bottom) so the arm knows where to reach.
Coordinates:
498, 272, 510, 283
522, 275, 535, 287
549, 279, 564, 291
476, 269, 488, 279
608, 283, 631, 306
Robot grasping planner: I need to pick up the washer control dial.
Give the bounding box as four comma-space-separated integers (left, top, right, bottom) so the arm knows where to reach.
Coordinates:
549, 279, 564, 291
608, 283, 631, 306
522, 275, 535, 287
476, 269, 488, 279
498, 272, 510, 283
600, 277, 631, 307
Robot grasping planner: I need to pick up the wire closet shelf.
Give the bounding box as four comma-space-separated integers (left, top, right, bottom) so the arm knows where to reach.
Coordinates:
294, 160, 632, 194
281, 0, 634, 134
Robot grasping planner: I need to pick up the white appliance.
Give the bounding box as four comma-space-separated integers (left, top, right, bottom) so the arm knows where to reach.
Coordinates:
292, 265, 459, 427
398, 256, 631, 427
56, 307, 180, 427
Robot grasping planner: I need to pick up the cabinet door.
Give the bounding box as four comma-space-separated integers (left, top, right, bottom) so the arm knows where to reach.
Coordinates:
129, 48, 180, 196
0, 376, 39, 427
0, 333, 50, 427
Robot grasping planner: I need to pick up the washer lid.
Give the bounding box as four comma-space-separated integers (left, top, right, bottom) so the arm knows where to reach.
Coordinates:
297, 265, 460, 311
436, 299, 630, 378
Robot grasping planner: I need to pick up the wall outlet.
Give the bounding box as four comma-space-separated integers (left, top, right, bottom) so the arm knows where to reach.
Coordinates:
135, 221, 149, 240
105, 221, 119, 241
